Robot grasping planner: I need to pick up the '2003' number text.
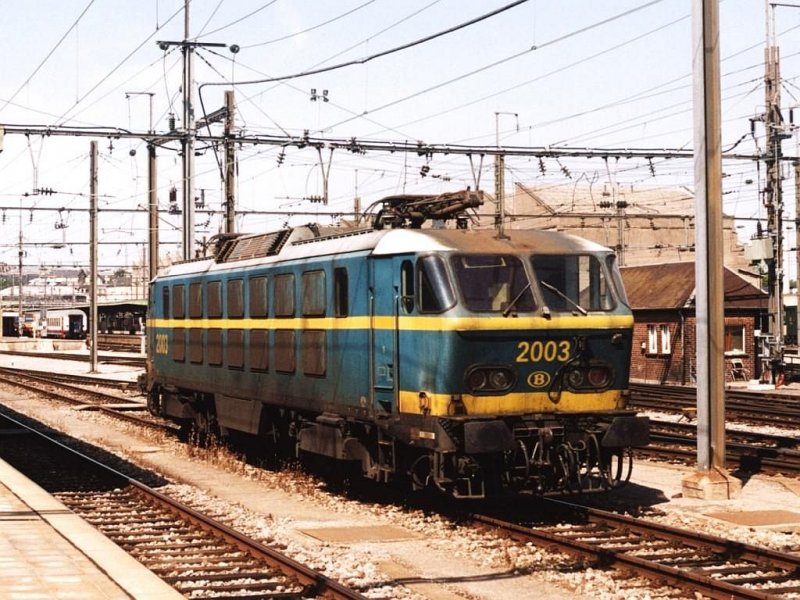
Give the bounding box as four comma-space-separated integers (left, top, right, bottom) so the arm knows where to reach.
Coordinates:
515, 340, 571, 363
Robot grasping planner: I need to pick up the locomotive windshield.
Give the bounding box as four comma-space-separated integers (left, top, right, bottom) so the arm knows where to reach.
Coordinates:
451, 254, 535, 313
531, 254, 616, 313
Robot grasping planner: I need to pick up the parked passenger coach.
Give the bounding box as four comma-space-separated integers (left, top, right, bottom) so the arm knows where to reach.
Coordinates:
143, 190, 649, 498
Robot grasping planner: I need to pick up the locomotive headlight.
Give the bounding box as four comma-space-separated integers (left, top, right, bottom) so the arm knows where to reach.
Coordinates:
466, 366, 515, 393
566, 368, 584, 388
489, 369, 511, 390
587, 366, 611, 387
468, 369, 487, 390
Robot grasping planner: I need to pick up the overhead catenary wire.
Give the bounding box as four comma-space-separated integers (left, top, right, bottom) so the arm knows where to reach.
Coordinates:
200, 0, 534, 88
0, 0, 97, 115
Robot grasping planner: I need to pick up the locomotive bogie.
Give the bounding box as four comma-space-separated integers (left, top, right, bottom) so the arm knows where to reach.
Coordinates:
144, 224, 649, 498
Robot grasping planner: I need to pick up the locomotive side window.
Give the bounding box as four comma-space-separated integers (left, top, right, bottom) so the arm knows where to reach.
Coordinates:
249, 276, 268, 318
172, 327, 185, 362
531, 254, 615, 313
334, 267, 348, 317
302, 270, 326, 317
250, 330, 269, 372
208, 281, 222, 318
275, 330, 296, 373
451, 254, 534, 313
189, 328, 204, 364
228, 329, 244, 369
400, 261, 414, 313
607, 254, 630, 307
417, 255, 455, 313
189, 282, 203, 318
173, 285, 185, 319
227, 279, 244, 318
303, 330, 326, 376
208, 328, 223, 365
274, 274, 295, 317
162, 286, 170, 319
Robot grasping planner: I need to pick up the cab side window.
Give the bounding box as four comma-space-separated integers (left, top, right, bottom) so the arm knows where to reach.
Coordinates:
417, 255, 455, 313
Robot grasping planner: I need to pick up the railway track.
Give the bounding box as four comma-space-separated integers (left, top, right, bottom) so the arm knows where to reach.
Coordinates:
648, 419, 800, 475
476, 499, 800, 599
95, 332, 145, 352
0, 411, 367, 600
0, 348, 145, 368
0, 367, 167, 432
631, 382, 800, 427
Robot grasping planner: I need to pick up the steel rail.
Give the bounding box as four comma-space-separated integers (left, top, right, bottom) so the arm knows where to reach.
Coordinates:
0, 410, 368, 600
474, 499, 800, 600
129, 482, 367, 600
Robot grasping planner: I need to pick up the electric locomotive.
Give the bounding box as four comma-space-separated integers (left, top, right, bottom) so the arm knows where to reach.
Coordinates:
143, 190, 649, 498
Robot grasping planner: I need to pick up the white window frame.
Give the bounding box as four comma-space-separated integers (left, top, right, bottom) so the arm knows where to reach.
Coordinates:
660, 324, 671, 354
647, 324, 658, 354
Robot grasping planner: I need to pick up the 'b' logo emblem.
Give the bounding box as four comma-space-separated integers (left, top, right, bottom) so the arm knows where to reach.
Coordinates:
527, 371, 551, 388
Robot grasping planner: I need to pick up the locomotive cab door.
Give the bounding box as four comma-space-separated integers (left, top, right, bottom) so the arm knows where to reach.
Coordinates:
369, 257, 401, 414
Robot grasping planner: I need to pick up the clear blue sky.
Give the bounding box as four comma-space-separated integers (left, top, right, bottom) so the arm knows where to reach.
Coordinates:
0, 0, 797, 272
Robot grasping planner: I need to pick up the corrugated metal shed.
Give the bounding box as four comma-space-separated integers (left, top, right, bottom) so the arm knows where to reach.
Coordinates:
621, 262, 767, 310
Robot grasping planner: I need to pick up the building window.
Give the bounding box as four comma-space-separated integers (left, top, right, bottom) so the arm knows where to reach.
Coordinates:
724, 324, 746, 354
647, 323, 672, 355
660, 324, 671, 354
647, 325, 659, 354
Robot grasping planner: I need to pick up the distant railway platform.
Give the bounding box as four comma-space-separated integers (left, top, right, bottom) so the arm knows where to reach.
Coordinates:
0, 343, 142, 383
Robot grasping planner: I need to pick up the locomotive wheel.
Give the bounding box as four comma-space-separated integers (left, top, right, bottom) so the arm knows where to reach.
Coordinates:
503, 439, 530, 491
408, 454, 433, 490
602, 448, 633, 489
189, 406, 221, 448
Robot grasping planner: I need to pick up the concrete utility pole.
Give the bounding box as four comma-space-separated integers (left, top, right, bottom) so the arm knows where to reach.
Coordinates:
125, 91, 159, 283
494, 112, 517, 239
156, 1, 230, 260
682, 0, 740, 500
224, 90, 236, 234
763, 0, 788, 358
796, 161, 800, 344
89, 141, 98, 373
182, 2, 195, 261
148, 142, 158, 282
17, 211, 23, 335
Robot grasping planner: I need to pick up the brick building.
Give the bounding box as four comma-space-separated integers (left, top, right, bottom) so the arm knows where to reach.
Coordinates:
621, 262, 768, 385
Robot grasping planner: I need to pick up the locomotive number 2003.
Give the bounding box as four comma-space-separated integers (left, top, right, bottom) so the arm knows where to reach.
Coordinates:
155, 333, 169, 355
515, 340, 571, 363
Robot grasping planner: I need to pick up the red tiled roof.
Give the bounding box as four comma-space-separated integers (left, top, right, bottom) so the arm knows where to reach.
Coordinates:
620, 262, 767, 310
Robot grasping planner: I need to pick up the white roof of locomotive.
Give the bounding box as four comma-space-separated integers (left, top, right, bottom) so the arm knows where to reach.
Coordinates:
158, 226, 613, 279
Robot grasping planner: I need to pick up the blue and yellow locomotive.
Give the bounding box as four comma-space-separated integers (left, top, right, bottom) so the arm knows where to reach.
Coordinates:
143, 190, 649, 498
